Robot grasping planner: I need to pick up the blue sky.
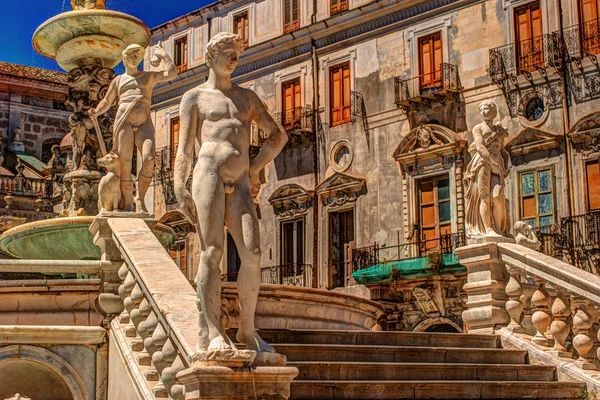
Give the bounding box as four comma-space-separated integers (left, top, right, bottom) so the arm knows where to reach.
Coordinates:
1, 0, 213, 71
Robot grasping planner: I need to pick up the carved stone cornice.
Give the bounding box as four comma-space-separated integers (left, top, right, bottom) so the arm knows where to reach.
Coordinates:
316, 172, 366, 207
268, 184, 313, 219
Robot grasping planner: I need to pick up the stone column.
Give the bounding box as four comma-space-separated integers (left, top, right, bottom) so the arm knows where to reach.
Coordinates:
455, 240, 511, 334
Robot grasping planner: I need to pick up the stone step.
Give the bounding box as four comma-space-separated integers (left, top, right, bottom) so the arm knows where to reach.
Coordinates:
290, 380, 586, 399
251, 329, 500, 349
290, 362, 556, 381
273, 344, 528, 364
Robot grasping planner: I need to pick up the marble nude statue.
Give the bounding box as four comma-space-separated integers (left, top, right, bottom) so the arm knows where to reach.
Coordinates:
463, 99, 511, 240
90, 43, 177, 213
174, 32, 288, 361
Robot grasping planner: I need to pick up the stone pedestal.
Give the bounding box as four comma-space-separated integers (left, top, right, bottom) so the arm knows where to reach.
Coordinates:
455, 239, 512, 334
177, 365, 298, 400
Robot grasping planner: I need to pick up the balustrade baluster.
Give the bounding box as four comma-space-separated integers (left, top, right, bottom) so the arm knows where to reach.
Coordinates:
117, 265, 132, 324
124, 283, 143, 337
549, 290, 572, 358
572, 297, 597, 370
531, 279, 552, 346
505, 267, 525, 333
162, 354, 186, 400
152, 339, 177, 398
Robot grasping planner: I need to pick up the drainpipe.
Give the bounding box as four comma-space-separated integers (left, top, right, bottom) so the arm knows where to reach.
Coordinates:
557, 0, 574, 218
311, 38, 320, 288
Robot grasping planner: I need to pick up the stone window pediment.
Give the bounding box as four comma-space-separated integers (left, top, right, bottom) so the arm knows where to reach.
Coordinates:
570, 113, 600, 154
393, 124, 466, 175
268, 184, 313, 219
316, 172, 366, 207
505, 128, 562, 156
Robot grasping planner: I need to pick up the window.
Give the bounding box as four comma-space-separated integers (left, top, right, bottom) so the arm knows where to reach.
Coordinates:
329, 209, 354, 288
586, 160, 600, 211
418, 32, 443, 89
520, 168, 555, 227
284, 0, 300, 33
282, 78, 301, 129
330, 0, 348, 14
174, 36, 188, 72
514, 2, 544, 72
281, 219, 304, 265
234, 12, 249, 49
169, 241, 187, 275
417, 176, 451, 252
329, 62, 351, 127
579, 0, 600, 54
169, 117, 180, 169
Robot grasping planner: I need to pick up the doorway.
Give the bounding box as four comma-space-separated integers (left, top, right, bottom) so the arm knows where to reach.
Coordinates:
329, 209, 354, 288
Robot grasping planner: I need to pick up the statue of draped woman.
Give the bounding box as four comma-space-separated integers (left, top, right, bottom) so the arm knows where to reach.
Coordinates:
463, 99, 511, 241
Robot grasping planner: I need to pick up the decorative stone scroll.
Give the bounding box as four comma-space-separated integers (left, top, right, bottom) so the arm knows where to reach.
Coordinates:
268, 184, 313, 219
315, 172, 366, 207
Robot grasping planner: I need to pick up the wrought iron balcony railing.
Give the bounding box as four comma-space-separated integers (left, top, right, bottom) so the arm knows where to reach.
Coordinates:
394, 63, 460, 108
561, 211, 600, 274
489, 34, 557, 82
260, 263, 315, 288
352, 232, 466, 272
273, 106, 314, 132
556, 18, 600, 64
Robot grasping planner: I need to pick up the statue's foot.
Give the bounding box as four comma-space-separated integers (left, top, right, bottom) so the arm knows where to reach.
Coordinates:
207, 335, 235, 352
236, 329, 276, 353
485, 229, 503, 237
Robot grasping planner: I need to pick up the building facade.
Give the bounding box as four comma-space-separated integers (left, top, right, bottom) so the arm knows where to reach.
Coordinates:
0, 62, 69, 224
148, 0, 600, 302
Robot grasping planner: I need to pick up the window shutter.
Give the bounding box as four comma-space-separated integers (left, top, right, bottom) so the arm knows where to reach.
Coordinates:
581, 0, 599, 22
419, 37, 433, 87
587, 160, 600, 210
292, 0, 299, 29
433, 33, 442, 83
331, 66, 342, 125
531, 6, 542, 38
331, 0, 338, 14
170, 117, 180, 168
342, 64, 351, 121
284, 0, 291, 29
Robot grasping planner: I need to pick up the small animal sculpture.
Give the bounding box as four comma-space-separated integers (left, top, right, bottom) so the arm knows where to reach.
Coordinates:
97, 151, 121, 212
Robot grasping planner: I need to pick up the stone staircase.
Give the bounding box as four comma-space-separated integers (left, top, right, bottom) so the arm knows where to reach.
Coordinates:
240, 329, 587, 400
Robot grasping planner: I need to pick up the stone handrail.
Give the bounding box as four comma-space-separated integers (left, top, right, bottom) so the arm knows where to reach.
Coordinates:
457, 240, 600, 376
95, 217, 199, 399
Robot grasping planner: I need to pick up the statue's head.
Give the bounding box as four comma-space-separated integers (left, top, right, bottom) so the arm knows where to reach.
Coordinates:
514, 221, 532, 236
478, 99, 498, 120
205, 32, 245, 73
122, 44, 145, 69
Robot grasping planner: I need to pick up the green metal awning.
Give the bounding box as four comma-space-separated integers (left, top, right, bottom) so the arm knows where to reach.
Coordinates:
352, 254, 466, 285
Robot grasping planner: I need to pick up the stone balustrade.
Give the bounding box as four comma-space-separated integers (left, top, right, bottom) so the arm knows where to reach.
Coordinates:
92, 216, 198, 399
94, 216, 297, 399
457, 240, 600, 384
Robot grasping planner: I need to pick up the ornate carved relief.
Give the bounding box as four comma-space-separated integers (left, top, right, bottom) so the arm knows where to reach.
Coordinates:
268, 184, 313, 218
315, 172, 366, 208
570, 113, 600, 156
504, 128, 563, 157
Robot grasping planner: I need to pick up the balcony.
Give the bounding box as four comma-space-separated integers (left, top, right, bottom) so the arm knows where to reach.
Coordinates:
260, 263, 315, 288
489, 34, 558, 84
274, 106, 314, 133
394, 63, 461, 111
154, 147, 177, 205
558, 18, 600, 66
352, 232, 466, 284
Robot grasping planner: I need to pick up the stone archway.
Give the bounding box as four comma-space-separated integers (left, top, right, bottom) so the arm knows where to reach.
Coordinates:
413, 317, 463, 333
0, 345, 88, 400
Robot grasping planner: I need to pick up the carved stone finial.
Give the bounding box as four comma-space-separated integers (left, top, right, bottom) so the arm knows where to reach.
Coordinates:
70, 0, 106, 10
